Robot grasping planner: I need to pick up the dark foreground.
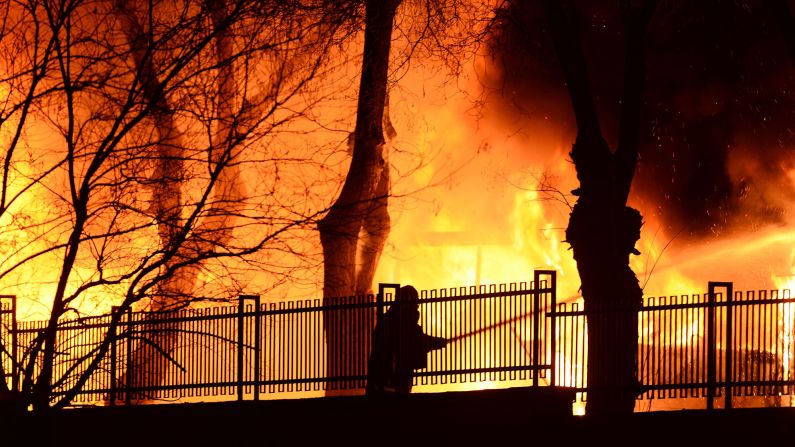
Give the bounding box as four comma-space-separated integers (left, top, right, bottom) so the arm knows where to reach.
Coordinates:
5, 387, 795, 445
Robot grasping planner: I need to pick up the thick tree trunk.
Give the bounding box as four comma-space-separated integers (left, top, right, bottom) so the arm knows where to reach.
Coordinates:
542, 0, 655, 414
160, 0, 246, 295
565, 146, 643, 413
116, 0, 253, 403
115, 0, 186, 402
202, 0, 245, 247
355, 99, 395, 297
355, 167, 390, 296
318, 0, 399, 395
34, 213, 88, 410
117, 0, 187, 306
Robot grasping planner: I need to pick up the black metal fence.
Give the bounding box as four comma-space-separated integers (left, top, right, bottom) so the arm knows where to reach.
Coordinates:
554, 282, 795, 409
0, 271, 557, 405
3, 273, 795, 410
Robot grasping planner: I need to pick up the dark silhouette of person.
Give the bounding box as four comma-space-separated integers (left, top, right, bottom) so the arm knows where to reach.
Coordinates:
366, 285, 447, 395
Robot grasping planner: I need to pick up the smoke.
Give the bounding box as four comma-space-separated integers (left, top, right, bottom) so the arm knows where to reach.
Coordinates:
486, 0, 795, 241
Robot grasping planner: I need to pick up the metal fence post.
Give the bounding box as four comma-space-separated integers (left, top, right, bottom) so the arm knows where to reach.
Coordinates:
537, 270, 558, 387
377, 283, 401, 322
0, 295, 18, 391
236, 295, 260, 401
237, 295, 244, 401
11, 295, 17, 393
110, 306, 118, 406
725, 283, 733, 410
532, 277, 540, 387
707, 284, 716, 410
532, 270, 557, 387
125, 308, 132, 406
376, 284, 400, 388
0, 295, 18, 392
254, 296, 261, 401
237, 295, 261, 401
708, 281, 733, 410
0, 295, 18, 393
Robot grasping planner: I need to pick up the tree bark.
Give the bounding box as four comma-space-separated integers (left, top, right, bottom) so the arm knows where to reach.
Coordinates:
317, 0, 400, 395
541, 0, 655, 415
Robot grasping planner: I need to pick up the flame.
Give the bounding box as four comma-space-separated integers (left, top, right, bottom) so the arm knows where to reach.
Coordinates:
773, 270, 795, 407
4, 6, 795, 412
371, 47, 795, 411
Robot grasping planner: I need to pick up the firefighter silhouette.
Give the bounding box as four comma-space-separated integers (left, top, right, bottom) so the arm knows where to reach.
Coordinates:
366, 285, 447, 394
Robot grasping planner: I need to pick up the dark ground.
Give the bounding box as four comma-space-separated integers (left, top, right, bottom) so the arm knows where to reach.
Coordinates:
5, 387, 795, 445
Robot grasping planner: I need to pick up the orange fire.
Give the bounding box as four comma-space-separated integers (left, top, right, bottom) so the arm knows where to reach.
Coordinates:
3, 6, 795, 413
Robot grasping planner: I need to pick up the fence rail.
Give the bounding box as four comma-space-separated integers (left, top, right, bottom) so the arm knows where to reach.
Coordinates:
554, 282, 795, 409
3, 272, 795, 411
0, 271, 557, 405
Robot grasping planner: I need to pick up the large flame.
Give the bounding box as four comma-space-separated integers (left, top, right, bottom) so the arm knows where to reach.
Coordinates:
3, 3, 795, 413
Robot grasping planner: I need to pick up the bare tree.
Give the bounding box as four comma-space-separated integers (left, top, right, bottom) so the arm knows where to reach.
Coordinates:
0, 0, 347, 409
316, 0, 492, 395
317, 0, 399, 394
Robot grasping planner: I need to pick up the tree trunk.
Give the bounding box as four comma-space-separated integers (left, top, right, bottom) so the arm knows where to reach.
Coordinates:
317, 0, 400, 395
158, 0, 247, 296
117, 0, 187, 307
355, 167, 390, 296
355, 98, 395, 297
201, 0, 245, 248
566, 165, 643, 414
541, 0, 655, 415
34, 209, 88, 410
114, 0, 186, 402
